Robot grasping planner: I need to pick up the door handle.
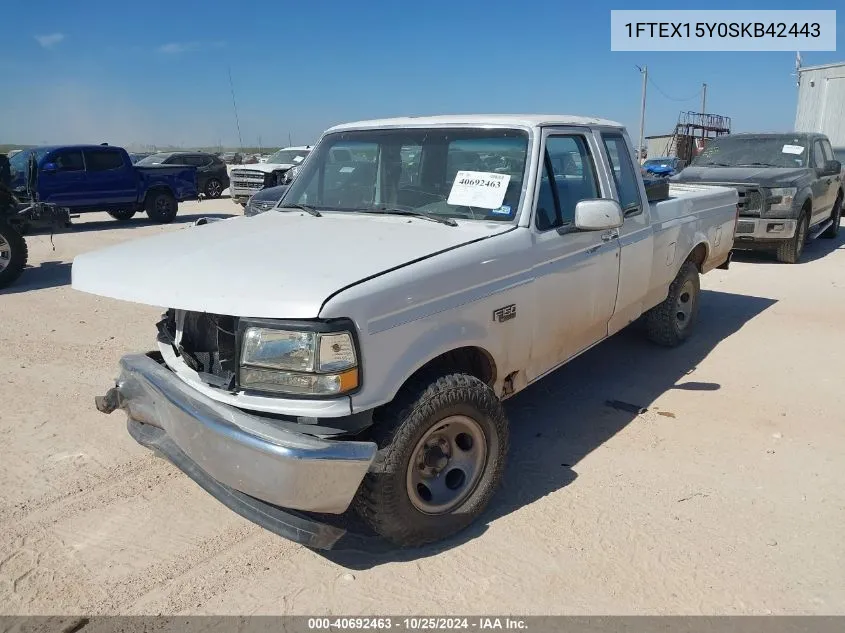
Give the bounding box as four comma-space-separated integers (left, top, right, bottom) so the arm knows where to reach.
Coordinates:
601, 230, 619, 242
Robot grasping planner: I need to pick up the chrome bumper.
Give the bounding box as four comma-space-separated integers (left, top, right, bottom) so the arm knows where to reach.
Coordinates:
734, 217, 797, 240
98, 354, 377, 514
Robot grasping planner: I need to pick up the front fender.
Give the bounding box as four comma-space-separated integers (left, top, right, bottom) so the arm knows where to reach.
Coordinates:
351, 317, 507, 414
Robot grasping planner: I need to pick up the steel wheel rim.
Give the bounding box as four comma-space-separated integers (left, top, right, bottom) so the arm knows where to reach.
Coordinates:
0, 235, 10, 272
675, 279, 696, 331
156, 197, 172, 214
406, 415, 488, 515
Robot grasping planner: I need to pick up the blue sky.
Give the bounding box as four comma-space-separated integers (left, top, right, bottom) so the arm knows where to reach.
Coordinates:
1, 0, 841, 148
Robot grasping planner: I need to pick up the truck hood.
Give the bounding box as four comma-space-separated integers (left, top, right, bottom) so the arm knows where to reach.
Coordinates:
231, 163, 294, 174
673, 166, 809, 187
71, 212, 511, 318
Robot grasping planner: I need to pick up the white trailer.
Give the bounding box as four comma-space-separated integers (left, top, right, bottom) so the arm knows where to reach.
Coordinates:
795, 61, 845, 151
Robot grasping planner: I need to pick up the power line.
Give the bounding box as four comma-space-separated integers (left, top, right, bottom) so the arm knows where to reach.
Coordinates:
647, 75, 702, 102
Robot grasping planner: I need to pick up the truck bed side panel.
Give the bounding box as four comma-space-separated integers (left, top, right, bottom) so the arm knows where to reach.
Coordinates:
642, 184, 738, 312
135, 165, 198, 202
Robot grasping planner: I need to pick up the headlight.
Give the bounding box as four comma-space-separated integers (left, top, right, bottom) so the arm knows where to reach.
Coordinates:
766, 187, 797, 212
239, 324, 359, 396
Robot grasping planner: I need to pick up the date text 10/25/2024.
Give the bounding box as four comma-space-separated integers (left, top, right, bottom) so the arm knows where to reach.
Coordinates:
308, 618, 528, 630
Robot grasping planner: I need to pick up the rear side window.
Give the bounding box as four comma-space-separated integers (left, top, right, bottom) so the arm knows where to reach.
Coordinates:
84, 149, 124, 172
52, 150, 84, 172
601, 133, 642, 215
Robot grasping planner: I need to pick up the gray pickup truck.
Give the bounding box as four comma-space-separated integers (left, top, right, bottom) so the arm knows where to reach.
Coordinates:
672, 133, 843, 263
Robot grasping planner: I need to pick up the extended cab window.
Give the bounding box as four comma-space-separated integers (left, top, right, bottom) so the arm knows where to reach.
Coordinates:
535, 135, 599, 231
84, 149, 124, 172
602, 133, 642, 215
53, 150, 84, 172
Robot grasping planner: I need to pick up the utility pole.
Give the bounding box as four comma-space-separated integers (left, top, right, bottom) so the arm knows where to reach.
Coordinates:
701, 83, 707, 114
227, 66, 244, 151
288, 132, 292, 147
636, 65, 647, 163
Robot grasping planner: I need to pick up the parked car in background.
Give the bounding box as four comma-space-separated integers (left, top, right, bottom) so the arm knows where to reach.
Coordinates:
673, 132, 842, 263
642, 156, 686, 177
20, 144, 197, 223
230, 146, 311, 206
76, 114, 737, 549
220, 152, 243, 165
129, 152, 153, 164
137, 151, 229, 199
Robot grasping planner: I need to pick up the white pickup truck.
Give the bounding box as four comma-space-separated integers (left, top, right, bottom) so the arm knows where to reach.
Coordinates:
73, 115, 738, 549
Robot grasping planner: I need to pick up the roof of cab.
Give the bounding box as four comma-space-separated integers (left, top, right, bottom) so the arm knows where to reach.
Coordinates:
327, 114, 624, 132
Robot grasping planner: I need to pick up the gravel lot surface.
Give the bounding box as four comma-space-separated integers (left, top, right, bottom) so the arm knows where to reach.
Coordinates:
1, 199, 843, 615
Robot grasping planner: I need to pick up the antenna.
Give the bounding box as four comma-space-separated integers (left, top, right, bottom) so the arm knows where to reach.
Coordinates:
228, 66, 244, 151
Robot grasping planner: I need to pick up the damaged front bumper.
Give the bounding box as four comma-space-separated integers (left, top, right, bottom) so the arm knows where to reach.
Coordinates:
97, 354, 378, 546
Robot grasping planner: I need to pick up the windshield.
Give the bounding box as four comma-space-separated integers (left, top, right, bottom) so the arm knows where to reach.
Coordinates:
834, 148, 845, 166
136, 153, 171, 165
692, 137, 808, 168
282, 128, 530, 222
9, 148, 49, 179
266, 149, 310, 165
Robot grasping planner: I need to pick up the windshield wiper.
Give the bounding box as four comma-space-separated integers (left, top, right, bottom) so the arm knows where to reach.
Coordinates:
736, 162, 780, 167
699, 161, 732, 167
361, 207, 458, 227
277, 203, 322, 217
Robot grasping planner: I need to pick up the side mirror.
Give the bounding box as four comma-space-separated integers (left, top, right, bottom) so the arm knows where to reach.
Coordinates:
574, 199, 624, 232
824, 160, 841, 175
42, 162, 57, 173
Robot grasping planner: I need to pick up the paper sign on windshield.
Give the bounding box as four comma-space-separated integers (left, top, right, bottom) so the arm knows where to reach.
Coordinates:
782, 144, 804, 155
293, 156, 305, 163
447, 171, 511, 209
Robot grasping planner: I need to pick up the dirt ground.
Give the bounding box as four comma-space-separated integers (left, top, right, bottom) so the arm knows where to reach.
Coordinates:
1, 198, 844, 615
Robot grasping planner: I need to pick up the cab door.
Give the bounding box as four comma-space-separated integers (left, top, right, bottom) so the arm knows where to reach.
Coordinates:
811, 139, 834, 224
38, 149, 87, 206
527, 129, 621, 382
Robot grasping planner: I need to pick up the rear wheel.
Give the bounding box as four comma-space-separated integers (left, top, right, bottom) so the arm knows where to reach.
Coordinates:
205, 178, 223, 199
776, 211, 809, 263
646, 260, 700, 347
145, 191, 178, 224
821, 193, 842, 239
107, 209, 136, 221
0, 221, 28, 289
355, 373, 509, 547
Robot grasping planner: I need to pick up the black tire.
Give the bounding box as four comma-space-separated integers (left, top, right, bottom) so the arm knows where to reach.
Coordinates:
821, 193, 842, 239
205, 178, 223, 199
646, 260, 700, 348
107, 209, 136, 222
0, 221, 28, 289
776, 211, 809, 263
145, 190, 178, 224
355, 373, 509, 547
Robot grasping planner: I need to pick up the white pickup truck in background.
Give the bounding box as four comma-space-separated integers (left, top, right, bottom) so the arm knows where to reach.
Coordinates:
229, 145, 312, 206
73, 115, 738, 549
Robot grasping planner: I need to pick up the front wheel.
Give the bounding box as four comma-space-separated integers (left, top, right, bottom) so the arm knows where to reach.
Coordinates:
776, 212, 809, 263
821, 194, 842, 239
0, 221, 28, 289
145, 191, 178, 224
355, 373, 509, 547
645, 260, 700, 347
